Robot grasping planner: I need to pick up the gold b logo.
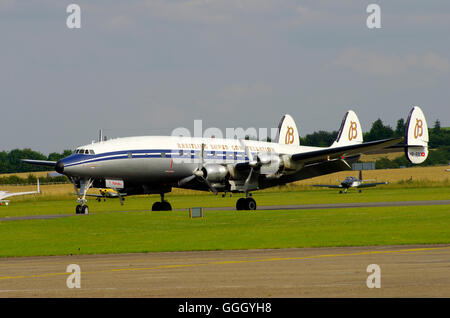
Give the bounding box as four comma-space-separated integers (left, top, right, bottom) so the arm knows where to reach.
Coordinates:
285, 126, 295, 144
348, 121, 358, 141
414, 118, 423, 139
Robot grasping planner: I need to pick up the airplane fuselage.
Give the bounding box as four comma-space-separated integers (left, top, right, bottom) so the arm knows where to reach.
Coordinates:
57, 136, 324, 194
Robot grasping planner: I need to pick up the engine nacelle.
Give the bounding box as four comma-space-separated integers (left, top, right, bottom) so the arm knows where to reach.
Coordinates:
202, 164, 229, 182
257, 153, 282, 175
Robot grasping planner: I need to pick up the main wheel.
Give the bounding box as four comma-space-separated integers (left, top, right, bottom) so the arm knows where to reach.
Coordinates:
161, 201, 172, 211
152, 202, 162, 211
245, 198, 257, 210
76, 205, 82, 214
236, 198, 246, 210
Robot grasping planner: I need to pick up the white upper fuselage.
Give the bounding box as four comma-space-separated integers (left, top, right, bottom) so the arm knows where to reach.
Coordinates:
60, 135, 322, 182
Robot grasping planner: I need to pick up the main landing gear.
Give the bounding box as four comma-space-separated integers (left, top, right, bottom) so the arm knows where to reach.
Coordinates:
236, 195, 257, 211
152, 193, 172, 211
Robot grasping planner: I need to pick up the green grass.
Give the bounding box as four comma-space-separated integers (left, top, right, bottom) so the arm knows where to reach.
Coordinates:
0, 186, 449, 257
1, 186, 449, 218
0, 205, 449, 257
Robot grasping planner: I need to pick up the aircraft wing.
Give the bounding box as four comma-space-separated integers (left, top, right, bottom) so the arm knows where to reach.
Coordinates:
356, 182, 388, 188
291, 138, 403, 165
85, 193, 127, 198
21, 159, 57, 167
0, 191, 39, 199
312, 184, 343, 189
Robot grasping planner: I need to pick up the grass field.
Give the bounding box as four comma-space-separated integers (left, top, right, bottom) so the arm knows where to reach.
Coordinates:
1, 205, 449, 258
0, 165, 449, 258
0, 185, 449, 257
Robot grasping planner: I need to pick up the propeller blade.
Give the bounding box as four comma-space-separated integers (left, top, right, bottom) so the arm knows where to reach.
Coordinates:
239, 139, 258, 167
178, 174, 196, 186
199, 143, 205, 169
200, 176, 218, 195
243, 167, 254, 192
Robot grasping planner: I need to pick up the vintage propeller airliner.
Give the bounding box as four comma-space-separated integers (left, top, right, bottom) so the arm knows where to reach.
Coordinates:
23, 106, 428, 214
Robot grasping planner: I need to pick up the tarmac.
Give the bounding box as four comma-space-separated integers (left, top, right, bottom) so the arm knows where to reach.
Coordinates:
1, 244, 449, 297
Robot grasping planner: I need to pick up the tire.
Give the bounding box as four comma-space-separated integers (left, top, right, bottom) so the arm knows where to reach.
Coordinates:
245, 198, 257, 210
82, 205, 89, 214
236, 198, 246, 210
152, 202, 162, 211
75, 205, 82, 214
161, 201, 172, 211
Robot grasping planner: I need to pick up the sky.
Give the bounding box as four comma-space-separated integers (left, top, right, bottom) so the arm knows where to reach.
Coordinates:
1, 0, 449, 154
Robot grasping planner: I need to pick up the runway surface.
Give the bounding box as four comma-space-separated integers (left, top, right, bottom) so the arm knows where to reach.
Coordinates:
1, 199, 449, 221
1, 244, 449, 297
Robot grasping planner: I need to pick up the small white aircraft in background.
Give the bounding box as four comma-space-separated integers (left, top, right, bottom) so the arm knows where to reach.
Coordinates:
0, 179, 40, 206
23, 106, 428, 214
313, 170, 388, 193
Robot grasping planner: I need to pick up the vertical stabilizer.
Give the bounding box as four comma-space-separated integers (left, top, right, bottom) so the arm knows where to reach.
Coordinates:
331, 110, 363, 147
405, 106, 429, 164
276, 114, 300, 146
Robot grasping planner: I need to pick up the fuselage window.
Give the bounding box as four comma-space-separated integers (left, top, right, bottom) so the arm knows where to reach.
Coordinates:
89, 150, 95, 155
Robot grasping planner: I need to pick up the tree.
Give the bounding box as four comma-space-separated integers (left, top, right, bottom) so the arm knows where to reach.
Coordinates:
433, 119, 441, 134
364, 119, 394, 142
394, 118, 405, 137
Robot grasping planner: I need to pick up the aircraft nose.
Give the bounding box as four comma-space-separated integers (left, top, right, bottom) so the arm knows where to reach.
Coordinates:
55, 160, 64, 174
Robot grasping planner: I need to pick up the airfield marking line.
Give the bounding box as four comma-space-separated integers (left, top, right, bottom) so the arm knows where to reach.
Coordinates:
0, 246, 449, 282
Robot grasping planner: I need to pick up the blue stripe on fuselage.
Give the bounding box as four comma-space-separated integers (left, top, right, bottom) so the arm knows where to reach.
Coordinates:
62, 149, 250, 167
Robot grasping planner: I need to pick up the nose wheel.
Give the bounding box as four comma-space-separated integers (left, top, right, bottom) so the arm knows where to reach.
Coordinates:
236, 197, 257, 210
76, 204, 89, 214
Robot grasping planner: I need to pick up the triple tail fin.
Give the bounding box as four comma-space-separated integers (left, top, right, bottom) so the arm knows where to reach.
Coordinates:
277, 114, 300, 146
331, 110, 363, 147
405, 106, 429, 164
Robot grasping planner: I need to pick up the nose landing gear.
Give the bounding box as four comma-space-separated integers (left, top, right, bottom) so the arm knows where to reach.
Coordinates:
73, 178, 94, 215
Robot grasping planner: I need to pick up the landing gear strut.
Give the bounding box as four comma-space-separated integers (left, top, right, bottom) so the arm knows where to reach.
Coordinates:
73, 178, 94, 215
152, 193, 172, 211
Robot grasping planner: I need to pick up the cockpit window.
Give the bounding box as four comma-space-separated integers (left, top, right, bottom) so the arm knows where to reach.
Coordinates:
89, 150, 95, 155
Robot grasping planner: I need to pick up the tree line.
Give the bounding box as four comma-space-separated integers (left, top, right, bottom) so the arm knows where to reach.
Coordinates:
0, 149, 72, 174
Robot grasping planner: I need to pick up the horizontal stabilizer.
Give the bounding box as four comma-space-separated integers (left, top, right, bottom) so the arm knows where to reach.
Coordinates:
291, 137, 402, 164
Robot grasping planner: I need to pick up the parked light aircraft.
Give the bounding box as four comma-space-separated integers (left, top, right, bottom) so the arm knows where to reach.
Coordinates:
23, 106, 428, 214
313, 170, 388, 193
88, 188, 127, 205
0, 179, 40, 206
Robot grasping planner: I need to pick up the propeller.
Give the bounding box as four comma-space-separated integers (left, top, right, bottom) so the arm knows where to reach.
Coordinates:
177, 144, 218, 195
239, 139, 261, 192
